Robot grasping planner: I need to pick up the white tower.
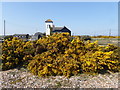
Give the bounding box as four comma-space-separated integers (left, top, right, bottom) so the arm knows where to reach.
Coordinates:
45, 19, 53, 36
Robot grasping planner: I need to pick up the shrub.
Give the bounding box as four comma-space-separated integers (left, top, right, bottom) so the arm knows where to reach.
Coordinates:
91, 35, 120, 38
22, 41, 35, 67
81, 35, 91, 41
4, 35, 13, 40
28, 33, 73, 77
36, 33, 70, 54
2, 33, 119, 77
2, 37, 25, 70
28, 33, 119, 77
2, 37, 34, 70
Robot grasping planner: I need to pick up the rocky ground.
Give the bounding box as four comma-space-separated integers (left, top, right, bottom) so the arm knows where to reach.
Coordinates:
0, 68, 119, 88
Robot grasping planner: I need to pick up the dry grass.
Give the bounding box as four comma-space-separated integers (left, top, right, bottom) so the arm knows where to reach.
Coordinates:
91, 38, 119, 46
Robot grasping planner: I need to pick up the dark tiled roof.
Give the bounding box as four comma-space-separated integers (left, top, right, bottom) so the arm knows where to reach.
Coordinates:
52, 26, 71, 32
53, 27, 64, 31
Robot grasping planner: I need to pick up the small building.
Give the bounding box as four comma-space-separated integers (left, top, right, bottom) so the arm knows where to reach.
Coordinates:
13, 34, 29, 39
30, 32, 45, 41
52, 26, 71, 35
45, 19, 71, 36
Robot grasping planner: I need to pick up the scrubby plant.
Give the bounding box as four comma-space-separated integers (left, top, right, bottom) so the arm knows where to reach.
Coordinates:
80, 35, 91, 41
91, 35, 120, 38
36, 33, 70, 54
28, 33, 73, 77
4, 35, 13, 40
2, 37, 25, 70
2, 33, 119, 77
28, 33, 120, 77
2, 37, 34, 70
22, 41, 35, 67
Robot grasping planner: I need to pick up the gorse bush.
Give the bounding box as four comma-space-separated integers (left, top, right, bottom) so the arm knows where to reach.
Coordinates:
27, 33, 120, 77
2, 33, 120, 77
28, 33, 76, 77
22, 41, 35, 67
36, 33, 70, 54
2, 37, 25, 70
4, 35, 13, 40
91, 35, 120, 38
2, 37, 34, 70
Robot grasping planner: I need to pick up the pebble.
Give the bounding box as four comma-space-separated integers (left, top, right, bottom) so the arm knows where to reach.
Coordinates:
0, 68, 119, 88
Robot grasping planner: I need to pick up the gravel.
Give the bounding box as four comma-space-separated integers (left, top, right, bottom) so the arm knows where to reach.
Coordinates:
0, 68, 119, 88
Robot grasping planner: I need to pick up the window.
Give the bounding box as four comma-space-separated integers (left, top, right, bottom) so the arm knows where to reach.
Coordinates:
47, 25, 49, 28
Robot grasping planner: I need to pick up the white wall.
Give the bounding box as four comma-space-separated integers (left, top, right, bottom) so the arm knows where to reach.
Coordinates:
45, 22, 53, 36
